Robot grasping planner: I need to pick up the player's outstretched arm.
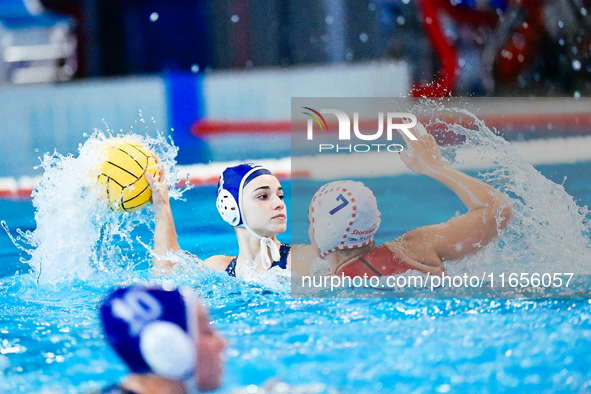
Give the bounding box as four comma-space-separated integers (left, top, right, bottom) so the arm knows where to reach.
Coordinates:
145, 158, 180, 274
389, 123, 513, 270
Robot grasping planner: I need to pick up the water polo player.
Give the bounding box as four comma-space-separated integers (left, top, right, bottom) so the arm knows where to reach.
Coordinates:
148, 163, 311, 277
95, 285, 226, 393
299, 122, 513, 277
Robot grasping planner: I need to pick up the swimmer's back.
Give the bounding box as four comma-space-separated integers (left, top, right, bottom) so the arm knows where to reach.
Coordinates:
337, 242, 444, 277
336, 245, 414, 277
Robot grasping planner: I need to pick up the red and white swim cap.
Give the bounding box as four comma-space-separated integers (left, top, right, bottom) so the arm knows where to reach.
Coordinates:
310, 180, 381, 257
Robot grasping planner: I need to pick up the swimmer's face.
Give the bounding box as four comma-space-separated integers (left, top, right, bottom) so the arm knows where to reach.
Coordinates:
196, 304, 226, 392
242, 175, 287, 237
308, 205, 320, 258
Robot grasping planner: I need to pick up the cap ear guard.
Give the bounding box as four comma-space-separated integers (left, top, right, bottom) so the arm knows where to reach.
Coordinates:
216, 189, 240, 226
216, 163, 275, 228
140, 321, 196, 380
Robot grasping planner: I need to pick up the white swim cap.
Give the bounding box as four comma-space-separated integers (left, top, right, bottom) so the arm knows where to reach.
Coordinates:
310, 180, 381, 257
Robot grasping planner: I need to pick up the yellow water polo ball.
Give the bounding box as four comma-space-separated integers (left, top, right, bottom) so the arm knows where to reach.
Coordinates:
95, 139, 159, 212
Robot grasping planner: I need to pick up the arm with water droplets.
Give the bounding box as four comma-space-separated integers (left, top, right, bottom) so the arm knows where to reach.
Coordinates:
145, 157, 179, 275
389, 122, 513, 267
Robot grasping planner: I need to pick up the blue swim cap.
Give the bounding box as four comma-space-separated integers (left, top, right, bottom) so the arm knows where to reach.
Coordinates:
216, 163, 274, 227
216, 163, 282, 269
100, 285, 199, 380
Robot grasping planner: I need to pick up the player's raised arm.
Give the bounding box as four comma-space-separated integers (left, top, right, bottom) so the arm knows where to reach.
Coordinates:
389, 123, 513, 269
145, 158, 180, 274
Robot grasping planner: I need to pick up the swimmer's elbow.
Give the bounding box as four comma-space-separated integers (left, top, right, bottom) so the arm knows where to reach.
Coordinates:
492, 200, 513, 233
501, 204, 513, 228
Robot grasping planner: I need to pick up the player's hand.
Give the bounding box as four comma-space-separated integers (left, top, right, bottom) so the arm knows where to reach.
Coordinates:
398, 122, 445, 175
146, 155, 170, 212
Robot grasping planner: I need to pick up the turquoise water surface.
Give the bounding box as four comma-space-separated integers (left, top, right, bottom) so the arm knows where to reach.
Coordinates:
2, 130, 591, 393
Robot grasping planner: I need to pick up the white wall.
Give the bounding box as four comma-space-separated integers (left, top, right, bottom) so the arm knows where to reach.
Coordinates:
0, 62, 411, 177
203, 61, 410, 120
0, 77, 168, 177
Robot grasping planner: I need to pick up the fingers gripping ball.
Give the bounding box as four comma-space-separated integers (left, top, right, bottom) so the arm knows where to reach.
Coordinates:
95, 139, 159, 212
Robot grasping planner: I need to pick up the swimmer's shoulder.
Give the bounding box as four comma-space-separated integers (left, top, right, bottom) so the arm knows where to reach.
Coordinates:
289, 244, 317, 259
288, 244, 319, 276
380, 239, 445, 275
203, 254, 234, 272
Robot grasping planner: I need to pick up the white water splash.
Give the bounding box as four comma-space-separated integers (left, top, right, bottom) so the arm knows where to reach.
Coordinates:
12, 131, 183, 286
416, 103, 591, 276
233, 256, 291, 294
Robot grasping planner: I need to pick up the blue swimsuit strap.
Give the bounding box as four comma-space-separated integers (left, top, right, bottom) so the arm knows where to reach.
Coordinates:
225, 244, 291, 277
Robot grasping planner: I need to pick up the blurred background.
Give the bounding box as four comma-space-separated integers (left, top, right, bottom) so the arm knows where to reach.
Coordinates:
8, 0, 589, 93
0, 0, 590, 181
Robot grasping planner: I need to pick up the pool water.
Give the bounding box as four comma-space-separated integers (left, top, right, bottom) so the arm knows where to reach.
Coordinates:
2, 139, 591, 393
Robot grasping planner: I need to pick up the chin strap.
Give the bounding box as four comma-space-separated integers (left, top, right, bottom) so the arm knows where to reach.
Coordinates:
259, 237, 281, 270
243, 225, 281, 270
